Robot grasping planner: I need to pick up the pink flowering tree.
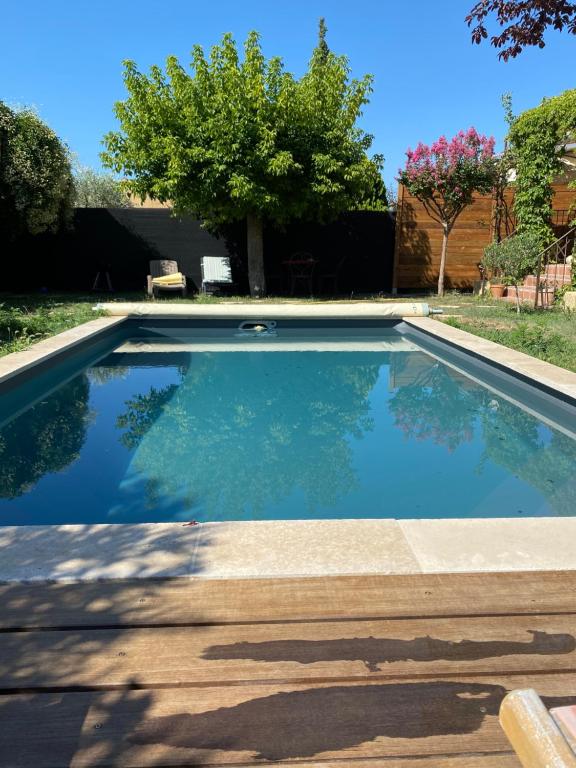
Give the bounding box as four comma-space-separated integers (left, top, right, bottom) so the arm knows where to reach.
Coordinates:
398, 128, 497, 296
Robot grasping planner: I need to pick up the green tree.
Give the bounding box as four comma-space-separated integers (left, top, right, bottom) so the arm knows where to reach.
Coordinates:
74, 166, 132, 208
0, 102, 74, 243
492, 94, 516, 242
482, 232, 541, 312
102, 21, 383, 296
397, 128, 497, 296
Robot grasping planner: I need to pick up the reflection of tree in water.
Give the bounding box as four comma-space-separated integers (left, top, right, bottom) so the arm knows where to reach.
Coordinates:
479, 401, 576, 516
116, 353, 383, 519
87, 366, 130, 386
0, 375, 91, 498
388, 353, 576, 515
117, 384, 180, 449
388, 354, 478, 452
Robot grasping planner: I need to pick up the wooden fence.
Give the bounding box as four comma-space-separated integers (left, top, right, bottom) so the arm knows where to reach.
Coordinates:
393, 181, 576, 292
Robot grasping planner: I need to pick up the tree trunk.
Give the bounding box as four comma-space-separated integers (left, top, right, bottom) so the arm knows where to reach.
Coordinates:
247, 213, 266, 298
515, 284, 521, 314
437, 224, 450, 297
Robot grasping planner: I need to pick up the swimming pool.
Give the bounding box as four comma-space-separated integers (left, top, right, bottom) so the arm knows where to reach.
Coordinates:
1, 318, 575, 525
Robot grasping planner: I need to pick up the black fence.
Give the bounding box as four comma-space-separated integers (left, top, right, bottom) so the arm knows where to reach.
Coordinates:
7, 208, 395, 296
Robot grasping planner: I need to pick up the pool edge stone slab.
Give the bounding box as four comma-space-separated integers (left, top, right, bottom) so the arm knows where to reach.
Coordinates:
0, 523, 202, 583
0, 316, 127, 387
192, 520, 421, 579
3, 518, 576, 582
399, 518, 576, 573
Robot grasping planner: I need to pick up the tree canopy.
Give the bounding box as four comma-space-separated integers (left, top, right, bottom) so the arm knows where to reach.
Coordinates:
467, 1, 576, 59
74, 166, 132, 208
102, 21, 384, 295
397, 128, 497, 296
0, 102, 74, 243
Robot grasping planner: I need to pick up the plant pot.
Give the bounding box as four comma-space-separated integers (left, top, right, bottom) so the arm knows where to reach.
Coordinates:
490, 283, 506, 299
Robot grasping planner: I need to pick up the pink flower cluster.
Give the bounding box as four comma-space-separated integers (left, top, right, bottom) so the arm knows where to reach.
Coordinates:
399, 128, 496, 185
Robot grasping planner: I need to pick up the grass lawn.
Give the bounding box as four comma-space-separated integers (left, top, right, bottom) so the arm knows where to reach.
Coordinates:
1, 291, 576, 373
0, 295, 107, 355
430, 295, 576, 373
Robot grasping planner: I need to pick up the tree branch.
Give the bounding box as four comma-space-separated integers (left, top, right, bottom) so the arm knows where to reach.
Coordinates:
467, 1, 576, 60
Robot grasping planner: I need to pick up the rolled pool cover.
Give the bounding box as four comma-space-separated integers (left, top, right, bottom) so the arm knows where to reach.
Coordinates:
96, 302, 438, 319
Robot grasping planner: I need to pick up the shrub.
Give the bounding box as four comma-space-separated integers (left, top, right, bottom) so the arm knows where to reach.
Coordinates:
482, 232, 541, 312
0, 103, 74, 243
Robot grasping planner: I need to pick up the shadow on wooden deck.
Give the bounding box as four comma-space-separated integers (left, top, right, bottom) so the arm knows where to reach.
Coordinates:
1, 571, 576, 766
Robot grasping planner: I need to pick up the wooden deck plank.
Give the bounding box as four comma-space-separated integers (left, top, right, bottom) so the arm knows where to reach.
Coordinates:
2, 571, 576, 630
1, 614, 576, 691
1, 674, 572, 767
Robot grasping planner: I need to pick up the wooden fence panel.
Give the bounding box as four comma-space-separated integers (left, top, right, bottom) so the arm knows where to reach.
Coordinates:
393, 181, 576, 292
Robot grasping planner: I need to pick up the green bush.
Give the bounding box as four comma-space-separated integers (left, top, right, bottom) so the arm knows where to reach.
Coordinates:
0, 300, 101, 357
0, 103, 74, 243
482, 232, 542, 312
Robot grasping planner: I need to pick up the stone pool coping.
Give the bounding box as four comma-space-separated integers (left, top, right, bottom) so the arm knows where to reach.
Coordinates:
0, 303, 575, 583
0, 316, 126, 386
2, 518, 576, 582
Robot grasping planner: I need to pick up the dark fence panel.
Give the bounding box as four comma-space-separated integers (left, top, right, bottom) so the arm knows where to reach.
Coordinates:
265, 211, 395, 295
7, 208, 394, 295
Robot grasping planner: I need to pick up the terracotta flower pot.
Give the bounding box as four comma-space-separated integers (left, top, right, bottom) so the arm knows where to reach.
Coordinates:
490, 283, 506, 299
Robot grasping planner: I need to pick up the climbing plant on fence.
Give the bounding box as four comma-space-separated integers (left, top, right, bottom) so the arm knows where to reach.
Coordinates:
509, 89, 576, 243
398, 128, 497, 296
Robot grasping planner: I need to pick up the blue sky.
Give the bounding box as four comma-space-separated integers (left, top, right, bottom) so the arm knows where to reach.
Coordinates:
2, 0, 573, 189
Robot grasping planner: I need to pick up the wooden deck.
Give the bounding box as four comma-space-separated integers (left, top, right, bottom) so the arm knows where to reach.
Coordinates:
1, 571, 576, 767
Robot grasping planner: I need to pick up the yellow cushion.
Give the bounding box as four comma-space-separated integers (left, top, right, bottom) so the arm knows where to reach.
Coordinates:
152, 272, 184, 285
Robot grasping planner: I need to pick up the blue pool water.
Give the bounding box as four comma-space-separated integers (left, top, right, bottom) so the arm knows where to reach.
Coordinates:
0, 330, 575, 524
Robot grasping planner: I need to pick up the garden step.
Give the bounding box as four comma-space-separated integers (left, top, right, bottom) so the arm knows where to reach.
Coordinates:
523, 274, 571, 288
504, 286, 554, 298
502, 285, 555, 305
544, 263, 572, 279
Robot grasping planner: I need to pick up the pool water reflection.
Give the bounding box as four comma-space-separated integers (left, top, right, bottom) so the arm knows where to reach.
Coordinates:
0, 345, 574, 524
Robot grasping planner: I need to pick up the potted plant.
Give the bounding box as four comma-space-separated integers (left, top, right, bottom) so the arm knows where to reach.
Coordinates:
481, 241, 507, 297
490, 279, 506, 299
